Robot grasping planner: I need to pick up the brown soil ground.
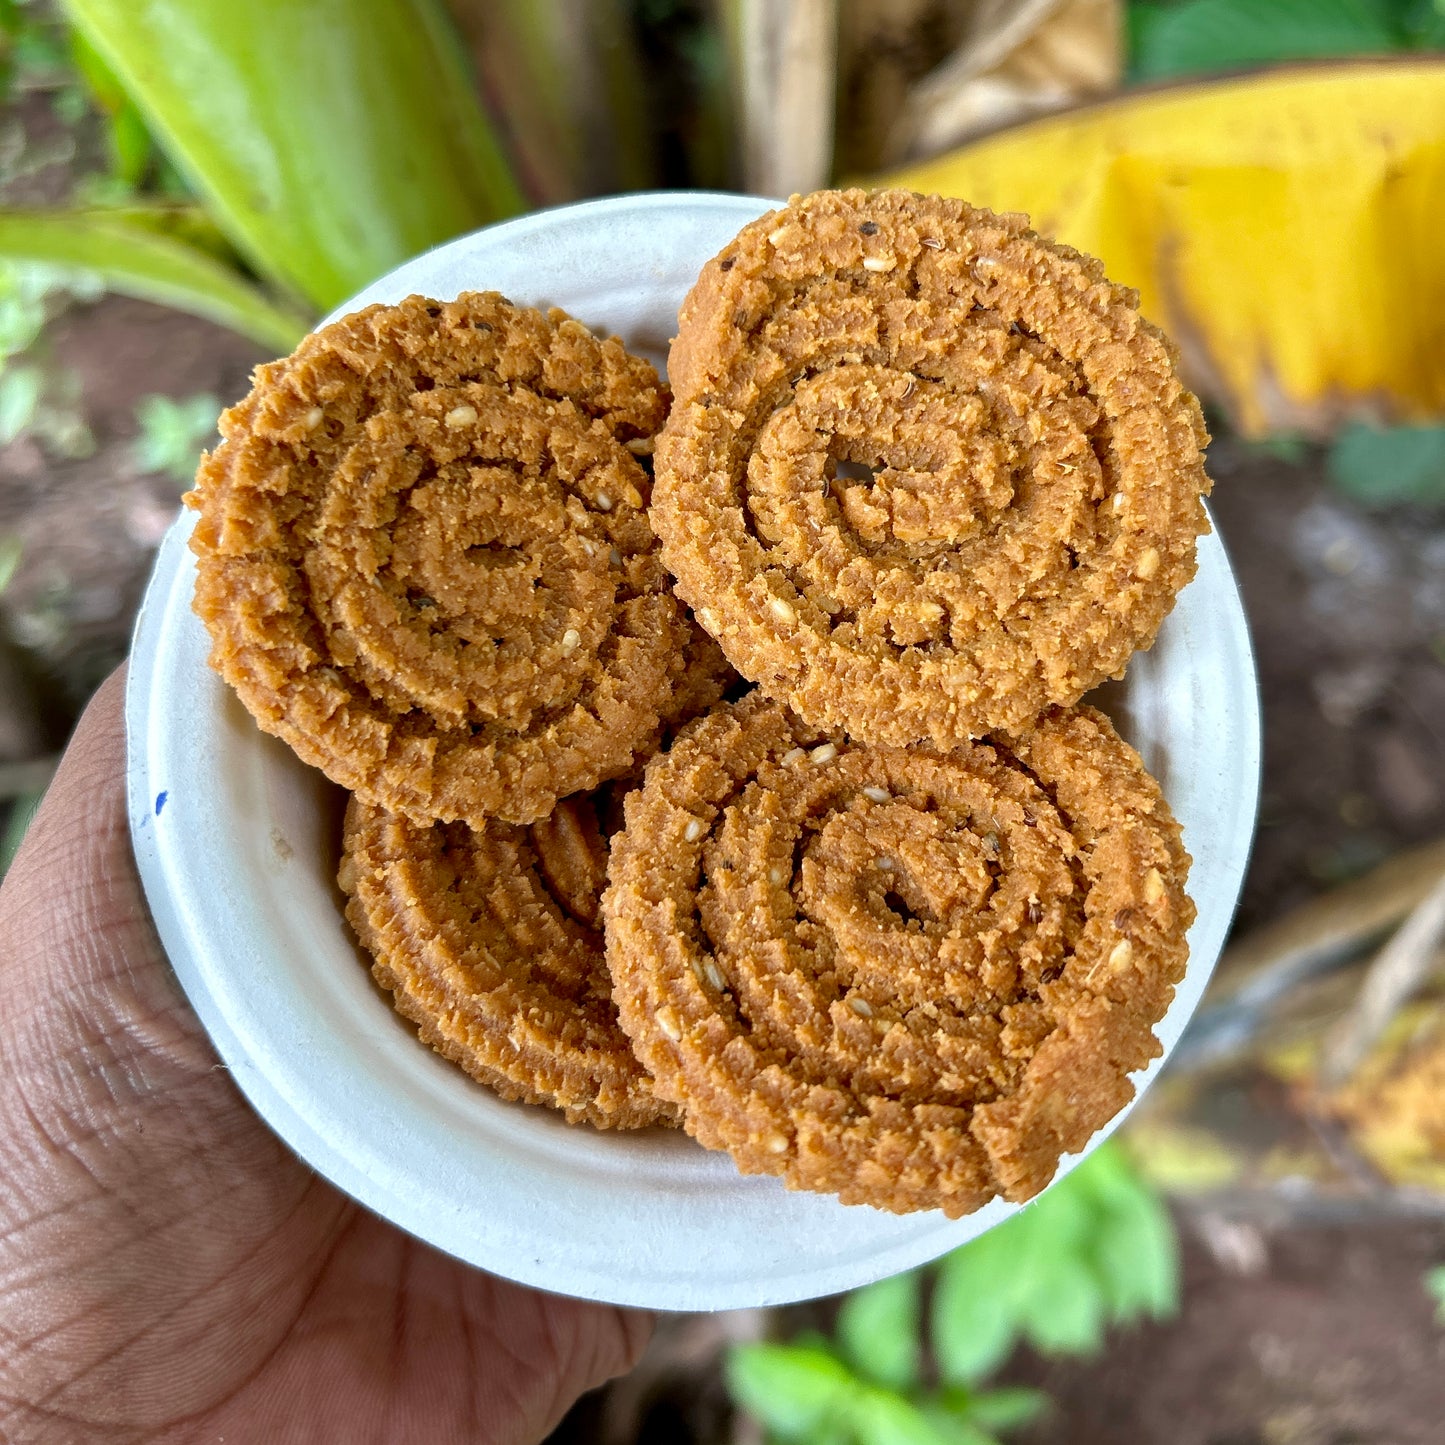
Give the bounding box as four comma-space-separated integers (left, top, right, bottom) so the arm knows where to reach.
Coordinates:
0, 296, 262, 721
550, 1217, 1445, 1445
3, 300, 1443, 1445
1206, 436, 1445, 937
1007, 1217, 1445, 1445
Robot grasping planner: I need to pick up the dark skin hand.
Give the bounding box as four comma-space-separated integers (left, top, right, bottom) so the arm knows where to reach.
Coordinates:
0, 670, 651, 1443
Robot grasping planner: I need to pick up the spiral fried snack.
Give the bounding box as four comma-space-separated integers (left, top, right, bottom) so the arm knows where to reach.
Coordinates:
655, 188, 1211, 745
188, 291, 694, 826
339, 653, 730, 1126
603, 694, 1193, 1214
341, 790, 679, 1129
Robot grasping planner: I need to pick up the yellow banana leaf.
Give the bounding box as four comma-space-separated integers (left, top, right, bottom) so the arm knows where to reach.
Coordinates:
888, 61, 1445, 436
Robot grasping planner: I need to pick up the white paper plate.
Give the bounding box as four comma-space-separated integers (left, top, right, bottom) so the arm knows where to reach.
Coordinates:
126, 192, 1261, 1311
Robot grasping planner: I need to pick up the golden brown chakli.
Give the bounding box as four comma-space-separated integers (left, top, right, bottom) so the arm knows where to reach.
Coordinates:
337, 643, 731, 1130
188, 291, 699, 826
655, 188, 1211, 746
189, 191, 1206, 1198
602, 693, 1193, 1215
341, 790, 679, 1129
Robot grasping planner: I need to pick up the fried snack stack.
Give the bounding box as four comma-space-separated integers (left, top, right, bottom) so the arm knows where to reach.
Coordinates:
189, 189, 1209, 1200
602, 189, 1208, 1209
654, 189, 1210, 745
188, 291, 718, 1128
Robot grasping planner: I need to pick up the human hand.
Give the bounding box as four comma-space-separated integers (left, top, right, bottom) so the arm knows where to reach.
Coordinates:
0, 671, 650, 1444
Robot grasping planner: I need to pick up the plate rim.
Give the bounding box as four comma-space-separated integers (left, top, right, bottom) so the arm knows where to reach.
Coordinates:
125, 191, 1262, 1310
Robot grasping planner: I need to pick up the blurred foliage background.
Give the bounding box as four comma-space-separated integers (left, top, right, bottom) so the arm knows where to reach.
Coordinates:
2, 3, 1444, 1442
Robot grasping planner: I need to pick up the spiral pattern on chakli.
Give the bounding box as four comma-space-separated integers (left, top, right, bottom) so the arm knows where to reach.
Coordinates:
188, 292, 695, 825
341, 790, 680, 1129
655, 188, 1211, 746
602, 694, 1193, 1214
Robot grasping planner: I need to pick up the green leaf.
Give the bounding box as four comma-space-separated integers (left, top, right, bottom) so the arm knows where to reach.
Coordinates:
726, 1343, 859, 1440
12, 25, 67, 80
837, 1271, 922, 1392
933, 1151, 1177, 1389
132, 392, 219, 483
965, 1387, 1050, 1433
0, 277, 49, 359
921, 1399, 1003, 1445
1426, 1266, 1445, 1324
106, 102, 152, 187
0, 532, 21, 594
932, 1223, 1030, 1386
52, 84, 89, 125
33, 404, 94, 460
795, 1427, 853, 1445
1090, 1183, 1179, 1323
0, 362, 42, 442
1020, 1253, 1106, 1357
75, 171, 136, 207
154, 151, 195, 202
1402, 0, 1445, 45
1064, 1144, 1179, 1324
929, 1427, 999, 1445
63, 0, 526, 309
1, 790, 44, 878
68, 25, 128, 111
0, 209, 308, 351
1022, 1167, 1098, 1256
1243, 432, 1311, 465
1131, 0, 1404, 81
855, 1389, 955, 1445
1064, 1140, 1143, 1209
1327, 422, 1445, 510
70, 29, 153, 186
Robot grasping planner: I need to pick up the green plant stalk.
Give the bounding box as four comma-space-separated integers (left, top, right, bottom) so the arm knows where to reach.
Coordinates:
593, 0, 655, 193
61, 0, 525, 310
450, 0, 654, 201
714, 0, 749, 177
457, 0, 585, 201
70, 28, 155, 187
714, 0, 838, 194
687, 5, 738, 190
449, 0, 578, 202
0, 209, 309, 351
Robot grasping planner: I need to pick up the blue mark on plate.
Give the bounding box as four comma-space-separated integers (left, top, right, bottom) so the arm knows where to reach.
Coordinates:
155, 790, 168, 816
